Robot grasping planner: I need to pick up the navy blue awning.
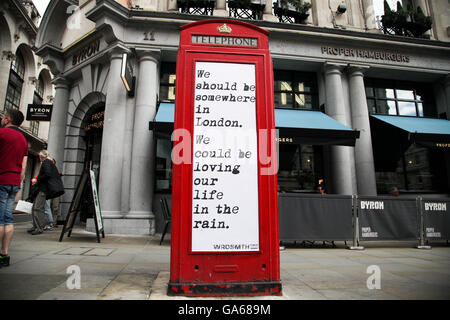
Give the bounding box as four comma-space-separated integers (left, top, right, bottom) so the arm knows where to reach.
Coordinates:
149, 103, 360, 146
370, 115, 450, 149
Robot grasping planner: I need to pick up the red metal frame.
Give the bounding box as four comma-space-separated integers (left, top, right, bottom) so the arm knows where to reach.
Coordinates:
169, 19, 280, 296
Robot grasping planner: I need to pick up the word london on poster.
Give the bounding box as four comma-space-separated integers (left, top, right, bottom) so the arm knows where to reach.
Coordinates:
191, 62, 259, 252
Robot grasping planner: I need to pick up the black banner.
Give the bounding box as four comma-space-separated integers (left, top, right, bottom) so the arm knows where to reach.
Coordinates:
278, 194, 353, 241
358, 197, 418, 241
121, 53, 135, 96
422, 199, 450, 241
26, 104, 53, 121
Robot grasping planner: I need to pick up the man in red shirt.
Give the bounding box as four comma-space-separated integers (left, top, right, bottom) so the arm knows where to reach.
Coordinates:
0, 109, 28, 268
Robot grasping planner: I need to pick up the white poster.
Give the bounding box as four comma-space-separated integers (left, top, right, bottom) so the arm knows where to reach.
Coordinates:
191, 61, 259, 252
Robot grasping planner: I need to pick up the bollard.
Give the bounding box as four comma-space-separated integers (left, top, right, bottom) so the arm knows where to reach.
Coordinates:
416, 196, 431, 250
348, 194, 364, 250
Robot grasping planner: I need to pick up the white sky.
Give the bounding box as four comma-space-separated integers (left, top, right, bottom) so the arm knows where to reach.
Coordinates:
373, 0, 400, 17
33, 0, 50, 24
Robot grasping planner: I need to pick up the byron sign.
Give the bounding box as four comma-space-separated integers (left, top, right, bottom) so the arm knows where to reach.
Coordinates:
26, 104, 53, 121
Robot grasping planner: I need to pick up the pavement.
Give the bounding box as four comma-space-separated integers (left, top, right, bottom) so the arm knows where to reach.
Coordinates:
1, 215, 450, 301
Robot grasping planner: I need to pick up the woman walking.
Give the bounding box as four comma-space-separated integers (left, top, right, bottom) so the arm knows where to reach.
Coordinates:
28, 150, 64, 235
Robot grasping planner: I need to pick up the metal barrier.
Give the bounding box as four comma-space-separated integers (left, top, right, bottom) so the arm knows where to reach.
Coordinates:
278, 193, 353, 242
357, 196, 419, 242
277, 193, 449, 249
420, 197, 450, 246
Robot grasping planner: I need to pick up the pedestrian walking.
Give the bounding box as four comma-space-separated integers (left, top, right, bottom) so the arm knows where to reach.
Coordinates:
0, 109, 28, 267
28, 151, 64, 235
31, 175, 54, 230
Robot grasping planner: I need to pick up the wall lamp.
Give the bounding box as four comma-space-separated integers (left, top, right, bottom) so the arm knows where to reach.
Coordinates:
337, 3, 347, 14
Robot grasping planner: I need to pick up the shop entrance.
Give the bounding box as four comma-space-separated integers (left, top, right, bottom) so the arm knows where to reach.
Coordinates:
80, 103, 104, 222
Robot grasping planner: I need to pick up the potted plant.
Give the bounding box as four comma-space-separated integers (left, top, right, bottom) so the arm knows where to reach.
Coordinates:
381, 0, 432, 38
273, 0, 312, 24
405, 5, 432, 38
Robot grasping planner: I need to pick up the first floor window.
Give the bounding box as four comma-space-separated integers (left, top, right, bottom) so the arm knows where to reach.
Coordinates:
159, 62, 176, 102
30, 121, 39, 135
4, 82, 22, 110
274, 70, 319, 110
365, 79, 436, 117
4, 52, 25, 111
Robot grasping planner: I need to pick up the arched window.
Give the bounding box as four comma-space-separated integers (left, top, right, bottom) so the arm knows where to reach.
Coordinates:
30, 75, 45, 135
4, 51, 25, 110
36, 75, 45, 99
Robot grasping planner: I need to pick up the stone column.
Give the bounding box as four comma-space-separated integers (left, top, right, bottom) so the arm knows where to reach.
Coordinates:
47, 77, 70, 168
362, 0, 377, 31
98, 48, 128, 219
323, 63, 357, 195
444, 75, 450, 118
215, 0, 228, 16
443, 75, 450, 192
120, 64, 138, 216
0, 52, 13, 110
347, 65, 377, 196
127, 50, 160, 233
167, 0, 178, 11
263, 0, 278, 22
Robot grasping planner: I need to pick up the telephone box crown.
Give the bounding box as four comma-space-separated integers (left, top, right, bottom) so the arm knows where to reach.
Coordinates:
218, 24, 232, 34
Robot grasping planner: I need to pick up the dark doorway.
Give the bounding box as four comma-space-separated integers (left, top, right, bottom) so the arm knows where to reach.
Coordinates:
80, 103, 104, 222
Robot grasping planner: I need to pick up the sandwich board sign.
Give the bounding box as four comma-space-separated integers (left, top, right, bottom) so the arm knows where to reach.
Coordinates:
59, 170, 105, 243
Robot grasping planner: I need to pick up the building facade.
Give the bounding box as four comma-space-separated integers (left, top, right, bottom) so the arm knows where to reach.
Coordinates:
36, 0, 450, 235
1, 0, 55, 205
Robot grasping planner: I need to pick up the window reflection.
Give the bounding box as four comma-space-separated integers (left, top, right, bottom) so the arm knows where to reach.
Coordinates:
277, 144, 323, 193
374, 142, 448, 193
365, 79, 435, 118
396, 89, 414, 100
377, 100, 396, 115
417, 103, 423, 117
365, 87, 374, 97
155, 138, 172, 192
159, 62, 176, 102
274, 71, 318, 110
375, 88, 394, 99
398, 101, 416, 116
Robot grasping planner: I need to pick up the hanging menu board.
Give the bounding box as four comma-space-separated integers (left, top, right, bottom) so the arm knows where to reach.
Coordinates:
191, 61, 259, 252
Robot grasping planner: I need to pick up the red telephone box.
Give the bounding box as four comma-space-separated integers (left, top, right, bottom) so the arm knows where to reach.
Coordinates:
169, 19, 281, 297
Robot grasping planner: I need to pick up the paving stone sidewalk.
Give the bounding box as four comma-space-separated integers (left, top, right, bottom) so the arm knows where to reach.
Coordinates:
1, 223, 449, 300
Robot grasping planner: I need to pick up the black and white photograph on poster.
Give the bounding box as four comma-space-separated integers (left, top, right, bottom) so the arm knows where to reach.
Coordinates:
191, 61, 259, 252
